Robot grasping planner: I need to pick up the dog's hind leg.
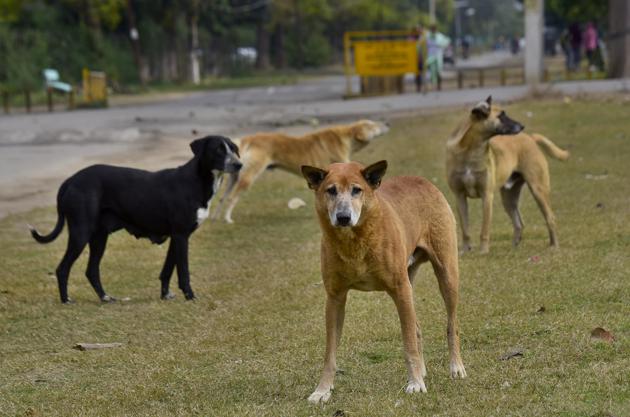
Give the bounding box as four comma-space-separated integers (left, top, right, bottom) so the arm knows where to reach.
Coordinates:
527, 182, 559, 248
172, 235, 195, 300
429, 237, 467, 379
86, 229, 113, 302
210, 172, 238, 221
500, 178, 526, 247
159, 239, 176, 300
56, 225, 90, 304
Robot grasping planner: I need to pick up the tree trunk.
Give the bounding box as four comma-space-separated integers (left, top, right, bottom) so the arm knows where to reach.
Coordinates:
271, 24, 286, 68
189, 0, 201, 84
125, 0, 148, 85
255, 19, 271, 70
255, 4, 271, 70
293, 2, 303, 69
608, 0, 630, 78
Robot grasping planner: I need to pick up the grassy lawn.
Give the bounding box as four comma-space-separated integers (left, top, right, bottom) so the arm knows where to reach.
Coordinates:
1, 96, 629, 416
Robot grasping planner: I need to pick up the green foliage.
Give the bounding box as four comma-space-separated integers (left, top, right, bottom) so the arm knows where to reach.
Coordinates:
547, 0, 608, 24
287, 30, 331, 67
0, 24, 49, 90
1, 0, 457, 87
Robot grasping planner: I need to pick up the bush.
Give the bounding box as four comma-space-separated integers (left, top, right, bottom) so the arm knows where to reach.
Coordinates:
287, 31, 331, 68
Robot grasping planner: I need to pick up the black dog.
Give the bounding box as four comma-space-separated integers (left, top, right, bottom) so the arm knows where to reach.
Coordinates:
30, 135, 241, 304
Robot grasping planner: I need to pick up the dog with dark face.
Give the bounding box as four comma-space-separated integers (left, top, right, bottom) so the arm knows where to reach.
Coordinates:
302, 161, 466, 403
29, 135, 241, 303
446, 96, 569, 253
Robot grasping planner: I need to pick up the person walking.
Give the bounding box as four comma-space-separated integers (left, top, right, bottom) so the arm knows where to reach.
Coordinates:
568, 23, 582, 71
425, 23, 450, 91
583, 21, 598, 71
413, 24, 428, 93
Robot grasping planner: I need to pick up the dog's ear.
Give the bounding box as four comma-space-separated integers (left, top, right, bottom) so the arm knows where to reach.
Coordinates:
471, 99, 490, 120
352, 123, 368, 141
301, 165, 328, 190
226, 139, 240, 157
190, 137, 207, 156
486, 95, 492, 106
361, 160, 388, 189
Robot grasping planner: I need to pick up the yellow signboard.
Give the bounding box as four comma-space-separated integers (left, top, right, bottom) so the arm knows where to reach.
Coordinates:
353, 40, 417, 76
82, 68, 108, 106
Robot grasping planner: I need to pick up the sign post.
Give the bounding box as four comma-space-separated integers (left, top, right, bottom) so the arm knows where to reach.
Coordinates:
343, 30, 417, 97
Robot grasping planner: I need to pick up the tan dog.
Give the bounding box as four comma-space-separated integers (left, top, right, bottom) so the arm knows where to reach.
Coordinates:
212, 120, 389, 223
301, 160, 466, 404
446, 96, 569, 253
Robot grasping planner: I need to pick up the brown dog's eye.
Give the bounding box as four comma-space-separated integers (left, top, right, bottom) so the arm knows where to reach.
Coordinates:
326, 186, 337, 196
351, 186, 362, 196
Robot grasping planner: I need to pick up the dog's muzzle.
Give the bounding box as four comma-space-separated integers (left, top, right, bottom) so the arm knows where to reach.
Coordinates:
335, 212, 352, 227
224, 160, 242, 173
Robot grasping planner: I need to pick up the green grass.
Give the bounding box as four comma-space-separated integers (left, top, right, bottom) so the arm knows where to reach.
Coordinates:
1, 96, 629, 416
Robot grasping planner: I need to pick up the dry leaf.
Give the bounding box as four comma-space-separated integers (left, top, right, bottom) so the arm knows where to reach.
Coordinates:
528, 255, 541, 263
590, 327, 615, 343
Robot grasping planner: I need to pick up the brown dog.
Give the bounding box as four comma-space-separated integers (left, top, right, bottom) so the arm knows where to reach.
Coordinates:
302, 160, 466, 404
446, 96, 569, 253
212, 120, 389, 223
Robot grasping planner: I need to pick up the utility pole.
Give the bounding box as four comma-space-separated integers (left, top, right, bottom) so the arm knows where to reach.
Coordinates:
524, 0, 544, 86
429, 0, 436, 24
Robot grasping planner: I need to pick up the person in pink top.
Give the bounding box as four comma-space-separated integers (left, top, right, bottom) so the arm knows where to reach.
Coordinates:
583, 22, 598, 70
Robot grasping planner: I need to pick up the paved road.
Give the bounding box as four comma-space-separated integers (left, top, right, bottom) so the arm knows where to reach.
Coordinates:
1, 72, 629, 218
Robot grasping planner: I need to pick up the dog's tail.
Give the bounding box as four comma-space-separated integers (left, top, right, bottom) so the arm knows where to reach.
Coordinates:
531, 133, 570, 161
29, 182, 68, 244
29, 209, 65, 244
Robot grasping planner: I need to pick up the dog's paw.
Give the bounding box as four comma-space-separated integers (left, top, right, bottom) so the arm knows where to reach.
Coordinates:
161, 292, 176, 300
308, 388, 332, 404
100, 295, 117, 303
405, 379, 427, 394
185, 293, 197, 301
479, 242, 490, 255
450, 361, 467, 379
62, 298, 75, 305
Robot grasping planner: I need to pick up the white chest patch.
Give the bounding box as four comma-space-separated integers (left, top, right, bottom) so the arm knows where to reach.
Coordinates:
462, 167, 479, 198
196, 170, 224, 225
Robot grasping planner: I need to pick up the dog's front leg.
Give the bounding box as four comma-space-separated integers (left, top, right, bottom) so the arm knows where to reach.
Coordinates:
390, 281, 426, 394
308, 291, 347, 404
172, 235, 195, 300
455, 193, 472, 253
211, 172, 238, 221
480, 192, 494, 253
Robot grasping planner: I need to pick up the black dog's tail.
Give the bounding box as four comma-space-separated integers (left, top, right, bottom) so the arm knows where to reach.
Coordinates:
29, 209, 65, 244
29, 182, 68, 244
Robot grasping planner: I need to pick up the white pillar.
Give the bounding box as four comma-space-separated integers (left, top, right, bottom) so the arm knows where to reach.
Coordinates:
429, 0, 436, 24
524, 0, 544, 86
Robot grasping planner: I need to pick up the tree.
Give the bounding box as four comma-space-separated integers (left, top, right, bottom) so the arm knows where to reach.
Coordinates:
608, 0, 630, 78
